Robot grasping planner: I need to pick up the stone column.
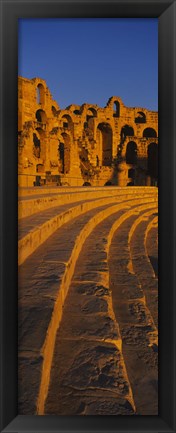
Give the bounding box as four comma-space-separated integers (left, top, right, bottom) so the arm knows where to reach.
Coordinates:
117, 162, 128, 187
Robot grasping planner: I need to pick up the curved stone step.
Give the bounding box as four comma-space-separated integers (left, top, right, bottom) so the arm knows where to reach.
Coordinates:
145, 217, 158, 278
38, 200, 157, 414
108, 208, 158, 415
18, 196, 157, 415
129, 211, 158, 329
19, 186, 158, 218
44, 208, 135, 415
18, 192, 157, 265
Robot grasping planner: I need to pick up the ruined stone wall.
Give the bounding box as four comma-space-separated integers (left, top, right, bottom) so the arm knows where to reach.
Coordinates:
18, 77, 158, 187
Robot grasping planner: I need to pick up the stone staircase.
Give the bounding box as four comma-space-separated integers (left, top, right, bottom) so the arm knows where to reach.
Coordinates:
18, 186, 158, 416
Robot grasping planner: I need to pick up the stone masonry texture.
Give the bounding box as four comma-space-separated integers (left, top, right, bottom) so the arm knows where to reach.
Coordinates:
18, 77, 158, 188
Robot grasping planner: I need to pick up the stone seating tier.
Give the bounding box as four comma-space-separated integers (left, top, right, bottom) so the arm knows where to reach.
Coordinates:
18, 187, 158, 416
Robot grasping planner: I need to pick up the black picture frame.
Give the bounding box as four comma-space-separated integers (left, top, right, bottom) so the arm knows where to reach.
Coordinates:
0, 0, 176, 432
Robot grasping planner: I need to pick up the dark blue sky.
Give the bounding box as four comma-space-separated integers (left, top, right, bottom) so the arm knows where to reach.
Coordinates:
18, 18, 158, 111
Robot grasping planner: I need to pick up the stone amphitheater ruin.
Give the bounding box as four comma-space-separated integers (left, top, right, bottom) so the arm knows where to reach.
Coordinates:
18, 76, 158, 187
18, 77, 158, 416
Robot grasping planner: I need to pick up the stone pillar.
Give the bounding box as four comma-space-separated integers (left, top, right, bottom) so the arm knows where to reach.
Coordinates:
117, 162, 128, 187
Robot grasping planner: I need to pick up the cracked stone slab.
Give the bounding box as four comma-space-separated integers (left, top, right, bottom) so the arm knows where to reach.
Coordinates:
63, 291, 109, 315
18, 259, 65, 299
111, 283, 144, 300
72, 270, 107, 283
45, 339, 132, 415
45, 393, 135, 416
58, 312, 121, 341
112, 299, 153, 327
70, 282, 110, 297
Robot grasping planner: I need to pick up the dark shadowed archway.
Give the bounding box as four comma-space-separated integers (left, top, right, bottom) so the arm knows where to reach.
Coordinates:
97, 123, 113, 166
86, 107, 97, 122
121, 125, 134, 141
135, 111, 146, 123
113, 100, 120, 117
36, 110, 47, 123
58, 133, 71, 174
61, 114, 73, 130
143, 128, 157, 138
126, 141, 137, 165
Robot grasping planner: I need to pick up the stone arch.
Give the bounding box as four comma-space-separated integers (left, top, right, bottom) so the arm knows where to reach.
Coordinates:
61, 114, 73, 130
36, 83, 45, 105
86, 107, 97, 121
143, 127, 157, 138
135, 111, 146, 123
113, 100, 120, 117
83, 181, 91, 186
36, 163, 44, 173
121, 125, 134, 141
126, 141, 138, 165
88, 107, 97, 116
58, 132, 71, 174
147, 142, 158, 182
36, 109, 47, 123
97, 123, 112, 166
105, 95, 123, 110
104, 180, 113, 186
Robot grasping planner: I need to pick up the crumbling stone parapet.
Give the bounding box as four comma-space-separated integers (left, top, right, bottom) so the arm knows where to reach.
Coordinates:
18, 76, 158, 187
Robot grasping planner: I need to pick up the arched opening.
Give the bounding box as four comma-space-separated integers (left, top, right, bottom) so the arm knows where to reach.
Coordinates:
97, 123, 112, 166
147, 143, 158, 183
135, 111, 146, 123
52, 106, 57, 117
121, 125, 134, 141
143, 127, 157, 138
104, 181, 113, 186
36, 109, 47, 123
74, 109, 80, 115
36, 83, 45, 105
83, 181, 91, 186
33, 133, 41, 158
113, 100, 120, 117
58, 133, 70, 174
36, 164, 44, 173
61, 114, 73, 130
126, 141, 137, 165
86, 107, 97, 122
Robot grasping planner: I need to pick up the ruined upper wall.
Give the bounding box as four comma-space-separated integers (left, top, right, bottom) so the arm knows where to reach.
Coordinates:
18, 76, 158, 188
18, 76, 158, 134
18, 76, 60, 131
